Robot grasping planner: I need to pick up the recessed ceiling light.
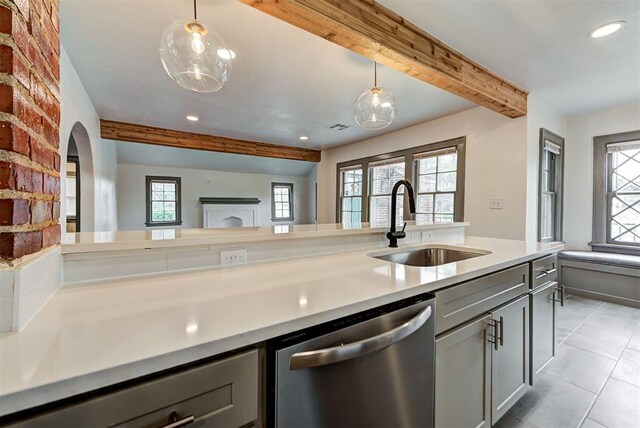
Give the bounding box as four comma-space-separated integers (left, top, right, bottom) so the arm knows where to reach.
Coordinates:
589, 21, 625, 38
217, 48, 236, 60
299, 136, 309, 141
186, 115, 199, 121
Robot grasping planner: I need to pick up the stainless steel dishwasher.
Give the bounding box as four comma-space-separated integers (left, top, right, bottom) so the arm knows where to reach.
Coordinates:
267, 292, 436, 428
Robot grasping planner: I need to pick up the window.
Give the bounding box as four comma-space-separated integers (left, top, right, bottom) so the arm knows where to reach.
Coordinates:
538, 129, 564, 242
336, 137, 466, 226
272, 183, 294, 221
146, 176, 182, 227
339, 166, 363, 224
415, 148, 458, 224
593, 130, 640, 253
369, 158, 405, 227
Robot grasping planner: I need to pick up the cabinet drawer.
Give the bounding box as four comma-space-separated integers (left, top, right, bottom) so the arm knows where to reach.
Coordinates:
9, 350, 259, 428
531, 254, 558, 289
435, 265, 528, 335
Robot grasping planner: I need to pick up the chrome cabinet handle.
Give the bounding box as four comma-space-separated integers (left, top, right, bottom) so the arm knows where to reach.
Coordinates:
159, 413, 195, 428
498, 316, 504, 347
487, 319, 499, 351
535, 267, 557, 280
555, 283, 565, 307
289, 306, 432, 370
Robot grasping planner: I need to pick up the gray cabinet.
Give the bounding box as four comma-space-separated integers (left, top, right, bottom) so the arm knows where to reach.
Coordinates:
530, 281, 557, 384
8, 350, 259, 428
490, 295, 530, 425
435, 314, 492, 428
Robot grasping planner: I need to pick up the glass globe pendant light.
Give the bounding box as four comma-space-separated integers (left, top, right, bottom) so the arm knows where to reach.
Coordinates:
159, 0, 232, 93
354, 62, 397, 130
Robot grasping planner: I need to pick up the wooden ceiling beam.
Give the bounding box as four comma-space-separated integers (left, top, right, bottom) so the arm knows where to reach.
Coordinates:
100, 120, 322, 163
239, 0, 528, 118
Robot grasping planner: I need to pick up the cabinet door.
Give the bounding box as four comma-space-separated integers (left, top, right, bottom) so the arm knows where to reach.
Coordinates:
435, 314, 492, 428
530, 281, 557, 385
490, 295, 530, 425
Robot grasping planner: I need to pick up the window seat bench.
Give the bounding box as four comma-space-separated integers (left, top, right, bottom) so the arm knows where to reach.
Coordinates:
558, 250, 640, 308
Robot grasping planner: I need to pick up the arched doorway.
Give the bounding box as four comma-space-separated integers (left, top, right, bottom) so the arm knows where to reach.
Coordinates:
64, 122, 95, 232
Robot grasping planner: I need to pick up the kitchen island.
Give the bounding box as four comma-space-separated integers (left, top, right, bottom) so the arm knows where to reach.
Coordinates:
0, 233, 563, 424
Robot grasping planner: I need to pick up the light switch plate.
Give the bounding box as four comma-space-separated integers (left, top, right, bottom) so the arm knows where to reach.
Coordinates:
490, 199, 504, 209
220, 249, 247, 265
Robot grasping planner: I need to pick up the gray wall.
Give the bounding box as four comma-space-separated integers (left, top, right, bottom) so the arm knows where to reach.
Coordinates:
117, 163, 314, 230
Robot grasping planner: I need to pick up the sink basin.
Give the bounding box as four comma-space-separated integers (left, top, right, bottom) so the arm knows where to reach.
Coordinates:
370, 246, 489, 267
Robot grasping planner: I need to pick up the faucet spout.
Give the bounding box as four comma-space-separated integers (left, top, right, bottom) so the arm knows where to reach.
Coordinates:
387, 180, 416, 247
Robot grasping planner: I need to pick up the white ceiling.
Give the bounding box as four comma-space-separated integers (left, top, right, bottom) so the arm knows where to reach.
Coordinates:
61, 0, 640, 153
114, 141, 316, 176
60, 0, 474, 151
378, 0, 640, 115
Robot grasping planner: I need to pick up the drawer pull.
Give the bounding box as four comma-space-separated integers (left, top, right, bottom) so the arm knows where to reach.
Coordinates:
487, 319, 500, 351
553, 283, 565, 307
160, 413, 195, 428
498, 316, 504, 347
535, 267, 557, 280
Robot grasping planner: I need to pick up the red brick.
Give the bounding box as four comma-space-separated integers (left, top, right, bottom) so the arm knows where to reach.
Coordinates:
52, 151, 59, 170
0, 45, 30, 91
31, 168, 42, 192
41, 223, 59, 247
0, 161, 33, 192
41, 118, 56, 147
30, 139, 54, 168
0, 230, 42, 259
42, 172, 57, 194
51, 199, 59, 219
29, 198, 50, 223
0, 121, 30, 156
0, 198, 29, 225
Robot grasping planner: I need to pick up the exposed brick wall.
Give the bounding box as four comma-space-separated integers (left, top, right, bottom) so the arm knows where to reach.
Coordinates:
0, 0, 60, 261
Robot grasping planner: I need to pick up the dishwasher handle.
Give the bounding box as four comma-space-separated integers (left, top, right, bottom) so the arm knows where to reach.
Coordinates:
289, 305, 432, 370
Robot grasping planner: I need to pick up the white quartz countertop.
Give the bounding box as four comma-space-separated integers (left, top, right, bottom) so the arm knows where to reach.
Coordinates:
0, 236, 562, 416
61, 222, 469, 253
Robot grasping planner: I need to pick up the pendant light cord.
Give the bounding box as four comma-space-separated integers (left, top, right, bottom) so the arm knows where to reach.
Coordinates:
374, 62, 377, 87
193, 0, 198, 20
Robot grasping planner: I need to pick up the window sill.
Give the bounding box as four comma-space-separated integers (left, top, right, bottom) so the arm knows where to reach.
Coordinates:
145, 221, 183, 227
272, 218, 295, 222
589, 242, 640, 256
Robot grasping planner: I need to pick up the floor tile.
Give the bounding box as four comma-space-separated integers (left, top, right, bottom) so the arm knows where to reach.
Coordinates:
564, 323, 630, 360
510, 373, 596, 428
583, 305, 640, 337
557, 327, 572, 345
626, 328, 640, 353
556, 296, 603, 332
494, 412, 537, 428
611, 348, 640, 387
581, 418, 606, 428
544, 344, 616, 393
588, 378, 640, 428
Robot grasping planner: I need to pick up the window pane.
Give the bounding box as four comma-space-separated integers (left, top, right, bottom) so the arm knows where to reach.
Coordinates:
419, 174, 436, 193
164, 192, 176, 202
434, 214, 454, 224
419, 157, 437, 174
342, 212, 350, 223
343, 197, 352, 211
152, 183, 163, 191
438, 153, 457, 172
163, 183, 175, 192
281, 190, 290, 202
417, 194, 434, 214
352, 197, 361, 211
351, 212, 361, 224
416, 213, 433, 224
435, 193, 454, 214
353, 182, 362, 196
608, 147, 640, 243
152, 201, 163, 212
437, 172, 457, 192
152, 211, 164, 221
344, 183, 354, 196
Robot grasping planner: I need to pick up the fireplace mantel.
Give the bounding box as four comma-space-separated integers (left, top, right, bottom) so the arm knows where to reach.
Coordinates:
199, 197, 261, 205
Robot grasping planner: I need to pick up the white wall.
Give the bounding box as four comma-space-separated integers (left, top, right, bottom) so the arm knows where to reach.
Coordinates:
59, 46, 118, 232
307, 165, 318, 224
564, 102, 640, 250
525, 95, 567, 242
318, 107, 528, 240
117, 163, 312, 230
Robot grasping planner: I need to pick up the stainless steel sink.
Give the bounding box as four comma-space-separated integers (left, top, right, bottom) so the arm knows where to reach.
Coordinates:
370, 247, 489, 267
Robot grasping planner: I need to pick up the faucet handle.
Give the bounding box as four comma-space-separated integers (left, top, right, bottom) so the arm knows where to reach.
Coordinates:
401, 222, 407, 232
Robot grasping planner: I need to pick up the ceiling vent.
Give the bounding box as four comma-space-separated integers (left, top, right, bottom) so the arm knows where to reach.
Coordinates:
329, 123, 350, 131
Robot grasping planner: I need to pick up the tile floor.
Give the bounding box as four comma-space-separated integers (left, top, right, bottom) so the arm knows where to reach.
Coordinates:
497, 295, 640, 428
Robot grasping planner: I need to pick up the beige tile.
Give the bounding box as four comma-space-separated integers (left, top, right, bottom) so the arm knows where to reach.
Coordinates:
611, 348, 640, 388
589, 378, 640, 428
545, 344, 616, 393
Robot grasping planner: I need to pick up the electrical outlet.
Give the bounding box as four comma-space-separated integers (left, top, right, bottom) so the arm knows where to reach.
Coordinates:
422, 231, 435, 242
490, 199, 504, 210
220, 249, 247, 265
